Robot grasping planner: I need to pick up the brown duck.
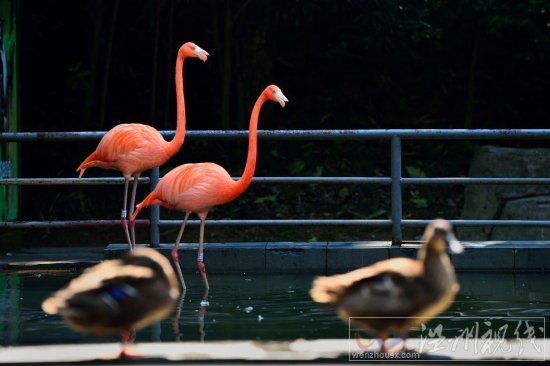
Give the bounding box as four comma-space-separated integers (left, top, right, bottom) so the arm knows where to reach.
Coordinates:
310, 219, 463, 352
42, 248, 180, 357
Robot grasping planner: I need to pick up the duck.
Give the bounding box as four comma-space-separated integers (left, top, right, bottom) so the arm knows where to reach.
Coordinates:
42, 248, 180, 358
310, 219, 463, 352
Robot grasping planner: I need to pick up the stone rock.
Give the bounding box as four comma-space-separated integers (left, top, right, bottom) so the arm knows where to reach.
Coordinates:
492, 196, 550, 240
459, 146, 550, 240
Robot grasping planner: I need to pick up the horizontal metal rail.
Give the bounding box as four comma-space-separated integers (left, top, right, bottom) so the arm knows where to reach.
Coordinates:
158, 219, 550, 227
0, 177, 151, 185
2, 129, 550, 142
4, 218, 550, 229
2, 129, 550, 245
3, 177, 550, 186
401, 177, 550, 185
0, 220, 149, 228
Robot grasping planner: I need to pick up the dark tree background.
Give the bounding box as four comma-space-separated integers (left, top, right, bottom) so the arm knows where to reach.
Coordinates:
12, 0, 550, 246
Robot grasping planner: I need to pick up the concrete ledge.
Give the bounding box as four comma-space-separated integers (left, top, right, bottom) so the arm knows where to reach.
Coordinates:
0, 260, 99, 271
515, 247, 550, 271
266, 242, 327, 272
106, 242, 269, 273
327, 241, 390, 272
0, 338, 546, 364
390, 243, 419, 259
0, 246, 104, 271
3, 241, 550, 272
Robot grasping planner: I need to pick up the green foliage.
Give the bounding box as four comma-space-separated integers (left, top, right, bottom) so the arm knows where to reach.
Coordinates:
405, 165, 427, 178
366, 208, 388, 220
404, 164, 429, 209
288, 160, 306, 175
254, 188, 280, 205
66, 62, 90, 90
409, 198, 428, 209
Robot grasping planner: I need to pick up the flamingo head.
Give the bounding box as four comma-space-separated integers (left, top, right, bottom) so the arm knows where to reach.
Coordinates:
265, 85, 288, 108
181, 42, 209, 62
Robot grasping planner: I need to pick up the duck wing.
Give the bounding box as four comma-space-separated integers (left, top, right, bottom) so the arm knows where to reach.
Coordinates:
311, 257, 436, 318
42, 258, 175, 335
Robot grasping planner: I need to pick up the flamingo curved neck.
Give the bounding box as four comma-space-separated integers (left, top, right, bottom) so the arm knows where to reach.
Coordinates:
166, 50, 187, 157
228, 93, 268, 199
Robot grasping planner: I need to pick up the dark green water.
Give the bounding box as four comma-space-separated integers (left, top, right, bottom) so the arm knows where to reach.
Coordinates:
0, 271, 548, 346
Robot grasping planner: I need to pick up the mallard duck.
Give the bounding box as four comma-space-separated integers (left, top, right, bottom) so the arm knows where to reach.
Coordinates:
42, 248, 180, 357
310, 219, 463, 352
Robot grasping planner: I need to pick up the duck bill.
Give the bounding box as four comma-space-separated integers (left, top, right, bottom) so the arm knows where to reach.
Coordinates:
448, 238, 464, 254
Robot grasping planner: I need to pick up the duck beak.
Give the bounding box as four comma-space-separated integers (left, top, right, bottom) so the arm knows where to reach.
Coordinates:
194, 45, 210, 62
275, 90, 289, 108
447, 234, 464, 254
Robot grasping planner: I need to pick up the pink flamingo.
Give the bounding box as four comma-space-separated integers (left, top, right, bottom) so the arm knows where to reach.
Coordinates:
77, 42, 209, 251
130, 85, 288, 291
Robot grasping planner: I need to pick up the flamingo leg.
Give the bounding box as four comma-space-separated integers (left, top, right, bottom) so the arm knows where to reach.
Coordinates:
121, 177, 133, 252
171, 212, 190, 290
197, 216, 210, 291
128, 174, 140, 249
172, 290, 186, 341
200, 287, 210, 306
198, 299, 207, 342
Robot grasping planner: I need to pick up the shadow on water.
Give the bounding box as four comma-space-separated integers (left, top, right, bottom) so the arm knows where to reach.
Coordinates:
0, 271, 549, 346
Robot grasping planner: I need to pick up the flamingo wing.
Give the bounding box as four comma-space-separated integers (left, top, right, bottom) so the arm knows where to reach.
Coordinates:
156, 163, 235, 212
79, 123, 168, 177
96, 124, 166, 163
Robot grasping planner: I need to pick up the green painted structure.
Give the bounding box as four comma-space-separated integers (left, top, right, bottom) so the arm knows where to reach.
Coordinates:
0, 0, 18, 221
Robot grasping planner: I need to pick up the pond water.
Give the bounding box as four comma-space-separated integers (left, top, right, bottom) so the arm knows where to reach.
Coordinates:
0, 271, 549, 346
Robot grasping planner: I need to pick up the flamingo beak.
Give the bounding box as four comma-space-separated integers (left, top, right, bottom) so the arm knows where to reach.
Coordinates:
194, 46, 210, 62
275, 90, 289, 108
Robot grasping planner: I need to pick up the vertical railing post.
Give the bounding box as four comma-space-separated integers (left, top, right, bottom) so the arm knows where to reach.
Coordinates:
391, 135, 402, 246
149, 166, 160, 248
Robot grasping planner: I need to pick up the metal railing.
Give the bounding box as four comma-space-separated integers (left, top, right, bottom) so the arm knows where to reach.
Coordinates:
2, 129, 550, 246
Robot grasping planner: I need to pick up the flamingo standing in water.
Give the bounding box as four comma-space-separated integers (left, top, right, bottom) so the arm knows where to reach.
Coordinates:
77, 42, 209, 251
130, 85, 288, 291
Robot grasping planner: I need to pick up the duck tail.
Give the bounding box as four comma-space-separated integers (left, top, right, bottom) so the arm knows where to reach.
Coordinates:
41, 295, 65, 315
310, 276, 343, 305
